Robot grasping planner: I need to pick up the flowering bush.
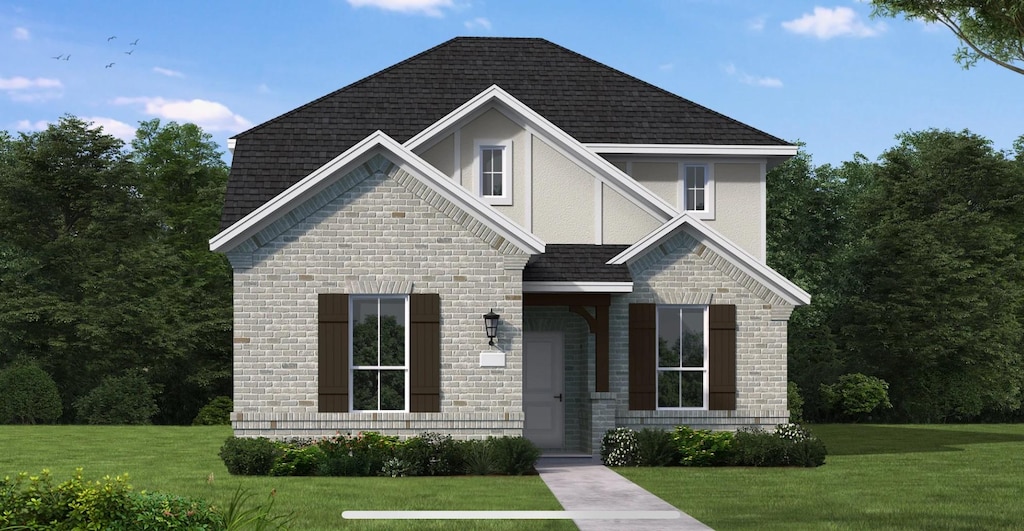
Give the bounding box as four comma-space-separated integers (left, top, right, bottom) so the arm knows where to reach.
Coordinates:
774, 422, 813, 442
731, 424, 827, 467
601, 427, 639, 466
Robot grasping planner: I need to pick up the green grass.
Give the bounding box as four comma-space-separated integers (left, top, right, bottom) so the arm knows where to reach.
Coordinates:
0, 426, 573, 530
615, 424, 1024, 530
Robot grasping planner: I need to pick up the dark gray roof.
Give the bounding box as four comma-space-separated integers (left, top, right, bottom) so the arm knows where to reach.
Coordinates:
523, 245, 631, 283
222, 37, 793, 229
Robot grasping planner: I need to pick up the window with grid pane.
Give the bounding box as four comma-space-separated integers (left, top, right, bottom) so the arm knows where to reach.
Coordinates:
684, 165, 707, 211
656, 306, 708, 409
480, 146, 505, 197
351, 296, 408, 411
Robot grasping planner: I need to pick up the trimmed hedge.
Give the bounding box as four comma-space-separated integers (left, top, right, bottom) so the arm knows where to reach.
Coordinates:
219, 432, 541, 477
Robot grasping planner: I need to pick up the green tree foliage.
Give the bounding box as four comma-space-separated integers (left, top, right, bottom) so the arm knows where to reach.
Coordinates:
130, 119, 232, 424
0, 116, 231, 424
767, 148, 853, 419
0, 360, 63, 424
352, 315, 405, 411
839, 130, 1024, 421
820, 373, 893, 421
871, 0, 1024, 75
75, 369, 160, 424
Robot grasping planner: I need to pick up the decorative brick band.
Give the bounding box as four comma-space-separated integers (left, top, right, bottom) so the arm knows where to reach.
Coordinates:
231, 411, 524, 440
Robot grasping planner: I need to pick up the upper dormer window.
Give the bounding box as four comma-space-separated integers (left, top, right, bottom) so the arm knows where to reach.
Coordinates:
684, 165, 707, 212
476, 140, 512, 205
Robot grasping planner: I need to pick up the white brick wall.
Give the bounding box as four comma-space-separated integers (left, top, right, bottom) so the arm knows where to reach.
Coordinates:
227, 155, 528, 438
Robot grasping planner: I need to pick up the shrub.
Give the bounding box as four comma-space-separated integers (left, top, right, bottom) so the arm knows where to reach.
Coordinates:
490, 436, 540, 475
397, 432, 464, 476
0, 360, 62, 424
380, 457, 415, 478
462, 439, 497, 475
270, 443, 325, 476
0, 469, 221, 529
731, 424, 827, 467
821, 373, 893, 420
317, 431, 398, 477
75, 369, 159, 424
600, 427, 639, 466
673, 426, 734, 466
193, 395, 233, 426
788, 381, 805, 423
219, 436, 280, 475
636, 428, 677, 466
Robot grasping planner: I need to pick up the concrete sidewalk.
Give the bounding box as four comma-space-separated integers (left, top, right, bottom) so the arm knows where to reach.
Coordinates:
535, 457, 713, 531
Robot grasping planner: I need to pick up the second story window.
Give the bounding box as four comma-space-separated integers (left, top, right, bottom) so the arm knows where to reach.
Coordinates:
684, 165, 707, 212
477, 140, 512, 205
481, 146, 504, 196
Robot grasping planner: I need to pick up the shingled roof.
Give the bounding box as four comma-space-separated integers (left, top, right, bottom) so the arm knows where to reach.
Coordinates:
523, 245, 631, 283
222, 37, 792, 230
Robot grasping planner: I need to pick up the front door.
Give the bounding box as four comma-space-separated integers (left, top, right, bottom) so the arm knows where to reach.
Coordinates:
523, 331, 564, 449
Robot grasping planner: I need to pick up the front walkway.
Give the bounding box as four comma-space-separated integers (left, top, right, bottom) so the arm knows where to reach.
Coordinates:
535, 457, 713, 530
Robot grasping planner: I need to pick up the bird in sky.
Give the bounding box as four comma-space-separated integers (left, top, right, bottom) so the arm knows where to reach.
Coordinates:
107, 35, 116, 41
52, 54, 63, 60
105, 62, 115, 68
64, 55, 70, 61
124, 49, 134, 55
130, 39, 139, 45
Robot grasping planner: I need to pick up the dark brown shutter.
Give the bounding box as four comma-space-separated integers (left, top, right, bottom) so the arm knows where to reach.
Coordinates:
409, 293, 441, 412
318, 294, 349, 412
628, 303, 656, 410
708, 304, 737, 410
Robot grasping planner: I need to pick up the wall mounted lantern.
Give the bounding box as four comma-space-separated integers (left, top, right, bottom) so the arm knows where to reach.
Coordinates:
483, 309, 500, 346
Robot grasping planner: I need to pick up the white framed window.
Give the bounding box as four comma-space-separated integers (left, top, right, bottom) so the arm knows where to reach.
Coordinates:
350, 295, 409, 412
682, 164, 711, 214
656, 305, 708, 410
476, 140, 512, 205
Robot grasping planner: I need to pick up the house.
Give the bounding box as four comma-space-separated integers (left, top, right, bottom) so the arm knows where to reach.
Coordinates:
210, 37, 810, 455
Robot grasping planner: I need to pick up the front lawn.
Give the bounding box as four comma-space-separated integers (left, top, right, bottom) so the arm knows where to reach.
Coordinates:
615, 424, 1024, 530
0, 426, 572, 530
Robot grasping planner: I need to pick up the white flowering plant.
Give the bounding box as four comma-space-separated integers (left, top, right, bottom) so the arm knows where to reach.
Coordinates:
600, 427, 639, 466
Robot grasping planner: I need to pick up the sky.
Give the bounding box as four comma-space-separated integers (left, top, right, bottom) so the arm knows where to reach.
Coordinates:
1, 0, 1020, 168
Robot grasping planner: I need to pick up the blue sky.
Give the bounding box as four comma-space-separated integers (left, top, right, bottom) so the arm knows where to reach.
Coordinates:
1, 0, 1019, 167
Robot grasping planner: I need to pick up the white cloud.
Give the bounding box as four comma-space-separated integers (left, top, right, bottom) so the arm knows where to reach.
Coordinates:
83, 116, 137, 141
464, 17, 491, 30
747, 16, 766, 32
12, 27, 30, 40
0, 76, 62, 90
153, 67, 185, 78
724, 63, 783, 88
347, 0, 453, 17
659, 63, 674, 72
257, 83, 272, 94
15, 119, 49, 131
1, 77, 63, 102
782, 6, 884, 39
113, 96, 253, 132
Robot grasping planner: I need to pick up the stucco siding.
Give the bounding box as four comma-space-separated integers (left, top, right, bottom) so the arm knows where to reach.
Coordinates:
419, 133, 455, 179
228, 157, 528, 439
458, 107, 527, 225
602, 183, 661, 244
630, 161, 678, 209
532, 136, 595, 243
706, 162, 764, 261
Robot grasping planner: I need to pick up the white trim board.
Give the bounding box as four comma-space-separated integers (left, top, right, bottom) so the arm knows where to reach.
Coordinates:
522, 281, 633, 293
210, 130, 545, 255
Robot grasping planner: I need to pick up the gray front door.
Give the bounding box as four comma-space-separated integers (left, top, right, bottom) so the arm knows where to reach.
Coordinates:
523, 331, 564, 449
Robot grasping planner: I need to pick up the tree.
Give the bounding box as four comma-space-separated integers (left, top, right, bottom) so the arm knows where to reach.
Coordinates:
75, 369, 159, 424
766, 148, 856, 419
838, 129, 1024, 421
129, 119, 232, 424
871, 0, 1024, 75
